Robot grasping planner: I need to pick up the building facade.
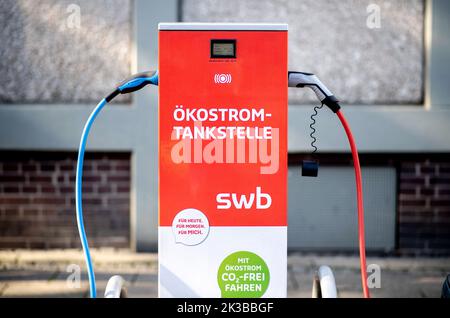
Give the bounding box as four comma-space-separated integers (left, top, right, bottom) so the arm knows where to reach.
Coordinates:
0, 0, 449, 254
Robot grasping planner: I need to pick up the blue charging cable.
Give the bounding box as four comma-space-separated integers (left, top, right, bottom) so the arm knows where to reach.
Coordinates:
76, 98, 106, 298
75, 71, 158, 298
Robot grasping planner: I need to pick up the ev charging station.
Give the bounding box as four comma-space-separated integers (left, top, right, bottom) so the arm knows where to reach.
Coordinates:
158, 23, 288, 298
75, 22, 369, 299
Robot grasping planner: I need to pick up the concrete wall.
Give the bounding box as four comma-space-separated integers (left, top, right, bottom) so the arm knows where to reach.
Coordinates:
0, 0, 132, 103
182, 0, 425, 105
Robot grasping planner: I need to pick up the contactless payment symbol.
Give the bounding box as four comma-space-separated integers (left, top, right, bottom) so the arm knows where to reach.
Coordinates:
214, 73, 232, 84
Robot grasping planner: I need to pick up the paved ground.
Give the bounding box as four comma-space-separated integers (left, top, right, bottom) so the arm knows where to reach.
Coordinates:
0, 249, 448, 298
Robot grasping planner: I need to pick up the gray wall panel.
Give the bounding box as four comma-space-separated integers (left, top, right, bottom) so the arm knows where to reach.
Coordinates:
288, 166, 396, 250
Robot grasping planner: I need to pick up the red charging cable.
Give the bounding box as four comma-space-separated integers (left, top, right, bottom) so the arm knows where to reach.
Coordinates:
336, 110, 371, 298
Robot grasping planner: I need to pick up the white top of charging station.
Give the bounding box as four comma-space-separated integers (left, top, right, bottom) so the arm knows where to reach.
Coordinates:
158, 23, 288, 31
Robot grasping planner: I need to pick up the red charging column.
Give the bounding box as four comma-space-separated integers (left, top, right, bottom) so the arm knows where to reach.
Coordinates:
158, 23, 288, 298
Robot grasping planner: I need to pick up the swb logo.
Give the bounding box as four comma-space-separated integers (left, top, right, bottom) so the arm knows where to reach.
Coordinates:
214, 73, 232, 84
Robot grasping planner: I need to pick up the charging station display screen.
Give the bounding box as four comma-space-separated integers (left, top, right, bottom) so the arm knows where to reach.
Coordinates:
211, 40, 236, 58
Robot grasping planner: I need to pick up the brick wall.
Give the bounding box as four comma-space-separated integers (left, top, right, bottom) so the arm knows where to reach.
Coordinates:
0, 152, 130, 249
398, 159, 450, 255
2, 151, 449, 253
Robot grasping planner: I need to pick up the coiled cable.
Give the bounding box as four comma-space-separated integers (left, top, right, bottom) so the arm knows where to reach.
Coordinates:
309, 103, 324, 154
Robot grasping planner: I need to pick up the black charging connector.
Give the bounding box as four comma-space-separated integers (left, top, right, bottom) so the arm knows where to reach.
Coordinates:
302, 160, 319, 177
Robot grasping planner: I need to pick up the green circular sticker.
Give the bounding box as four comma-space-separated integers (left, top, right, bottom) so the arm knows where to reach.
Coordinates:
217, 251, 270, 298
